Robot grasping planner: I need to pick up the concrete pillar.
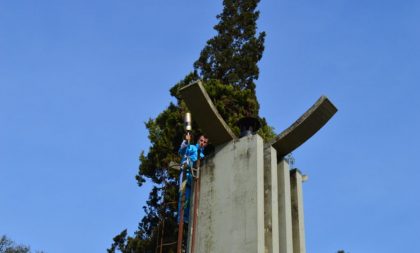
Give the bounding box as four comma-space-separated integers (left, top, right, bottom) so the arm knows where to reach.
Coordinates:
290, 169, 306, 253
192, 134, 265, 253
277, 159, 293, 253
264, 146, 279, 253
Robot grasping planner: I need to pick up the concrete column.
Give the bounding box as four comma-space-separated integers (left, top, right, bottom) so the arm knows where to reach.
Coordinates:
192, 134, 265, 253
264, 146, 279, 253
277, 159, 293, 253
290, 169, 306, 253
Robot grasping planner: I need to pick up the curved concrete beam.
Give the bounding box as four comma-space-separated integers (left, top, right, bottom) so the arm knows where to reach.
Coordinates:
269, 96, 337, 157
179, 81, 237, 146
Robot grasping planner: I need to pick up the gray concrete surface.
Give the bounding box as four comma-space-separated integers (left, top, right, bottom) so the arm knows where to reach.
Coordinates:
179, 81, 236, 146
269, 96, 337, 157
277, 159, 294, 253
264, 146, 280, 253
191, 135, 265, 253
290, 169, 306, 253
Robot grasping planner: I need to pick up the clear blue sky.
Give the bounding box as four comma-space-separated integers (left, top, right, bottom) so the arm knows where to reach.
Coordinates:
1, 0, 419, 252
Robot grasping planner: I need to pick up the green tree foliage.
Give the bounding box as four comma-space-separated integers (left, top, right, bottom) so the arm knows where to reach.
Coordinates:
108, 1, 274, 252
194, 0, 266, 92
0, 235, 44, 253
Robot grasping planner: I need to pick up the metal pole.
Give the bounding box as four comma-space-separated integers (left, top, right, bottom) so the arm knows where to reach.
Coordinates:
177, 168, 186, 253
190, 159, 201, 253
159, 219, 165, 253
178, 112, 192, 253
155, 222, 160, 253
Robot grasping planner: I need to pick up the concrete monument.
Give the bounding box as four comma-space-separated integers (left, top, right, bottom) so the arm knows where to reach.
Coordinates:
179, 81, 337, 253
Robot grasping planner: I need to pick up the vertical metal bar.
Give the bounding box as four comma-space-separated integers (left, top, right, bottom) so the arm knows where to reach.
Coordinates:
190, 159, 201, 253
155, 222, 160, 253
177, 168, 186, 253
159, 220, 165, 253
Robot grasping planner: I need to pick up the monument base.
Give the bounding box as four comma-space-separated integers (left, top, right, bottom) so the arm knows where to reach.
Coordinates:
191, 134, 265, 253
188, 134, 306, 253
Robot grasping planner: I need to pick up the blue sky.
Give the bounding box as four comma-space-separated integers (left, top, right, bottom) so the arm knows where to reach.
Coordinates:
1, 0, 419, 252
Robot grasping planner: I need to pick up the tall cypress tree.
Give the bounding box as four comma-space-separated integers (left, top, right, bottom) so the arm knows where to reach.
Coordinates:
194, 0, 266, 92
108, 1, 273, 252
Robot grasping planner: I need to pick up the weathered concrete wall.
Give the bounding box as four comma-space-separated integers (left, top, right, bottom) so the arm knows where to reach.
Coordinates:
290, 169, 306, 253
192, 135, 265, 253
264, 146, 279, 253
277, 160, 294, 253
269, 96, 338, 157
189, 135, 307, 253
264, 145, 279, 253
179, 80, 236, 145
